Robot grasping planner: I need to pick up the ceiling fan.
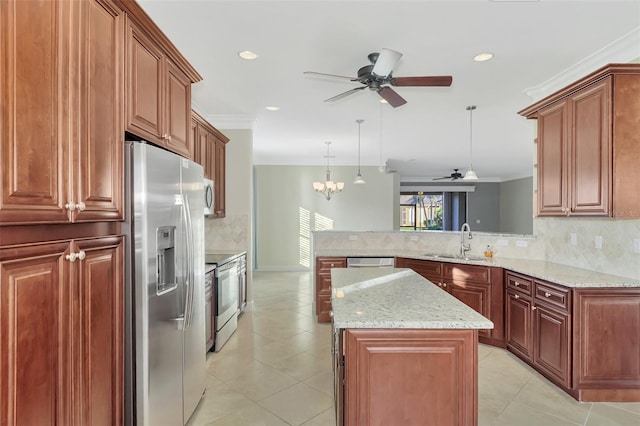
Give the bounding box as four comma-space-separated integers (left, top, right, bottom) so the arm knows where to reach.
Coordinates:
433, 169, 463, 181
304, 48, 452, 108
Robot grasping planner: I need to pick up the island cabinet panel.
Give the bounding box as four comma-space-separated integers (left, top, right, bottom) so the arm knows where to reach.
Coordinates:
315, 257, 346, 323
506, 289, 534, 362
395, 257, 442, 286
0, 0, 124, 225
519, 64, 640, 218
573, 289, 640, 402
0, 236, 124, 425
342, 329, 477, 426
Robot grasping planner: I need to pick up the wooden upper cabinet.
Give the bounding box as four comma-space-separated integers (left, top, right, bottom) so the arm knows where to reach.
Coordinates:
520, 64, 640, 218
191, 111, 229, 216
0, 0, 70, 224
0, 0, 124, 225
125, 17, 193, 159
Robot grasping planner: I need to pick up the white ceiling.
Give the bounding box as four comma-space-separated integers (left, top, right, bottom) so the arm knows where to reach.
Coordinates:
138, 0, 640, 182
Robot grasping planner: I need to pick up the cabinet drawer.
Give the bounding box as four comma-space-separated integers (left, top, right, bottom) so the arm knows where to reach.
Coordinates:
397, 258, 442, 276
506, 272, 533, 295
443, 263, 491, 284
316, 257, 347, 271
535, 280, 571, 312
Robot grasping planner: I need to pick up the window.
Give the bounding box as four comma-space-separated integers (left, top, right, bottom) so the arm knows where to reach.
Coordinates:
400, 191, 467, 231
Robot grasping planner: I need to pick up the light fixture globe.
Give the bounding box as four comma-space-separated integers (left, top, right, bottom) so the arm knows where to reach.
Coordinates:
463, 169, 478, 180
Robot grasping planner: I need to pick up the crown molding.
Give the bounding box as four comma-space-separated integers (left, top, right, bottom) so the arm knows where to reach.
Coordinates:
524, 27, 640, 101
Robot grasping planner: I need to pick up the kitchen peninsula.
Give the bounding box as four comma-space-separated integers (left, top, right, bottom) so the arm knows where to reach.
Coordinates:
331, 268, 492, 426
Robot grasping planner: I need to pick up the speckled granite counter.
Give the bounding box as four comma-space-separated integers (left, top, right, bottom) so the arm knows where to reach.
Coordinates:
317, 250, 640, 288
331, 268, 494, 329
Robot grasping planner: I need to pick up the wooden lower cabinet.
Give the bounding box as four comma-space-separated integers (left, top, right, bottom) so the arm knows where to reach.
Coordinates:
0, 236, 124, 425
315, 257, 346, 322
505, 289, 534, 362
395, 258, 503, 346
337, 328, 478, 426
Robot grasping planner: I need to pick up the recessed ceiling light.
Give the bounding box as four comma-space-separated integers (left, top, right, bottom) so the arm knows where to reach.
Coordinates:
265, 106, 280, 111
238, 50, 258, 60
474, 53, 494, 62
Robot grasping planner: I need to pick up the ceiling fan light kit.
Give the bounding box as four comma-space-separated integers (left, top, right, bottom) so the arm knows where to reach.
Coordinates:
313, 141, 344, 200
304, 48, 453, 108
354, 119, 366, 184
463, 105, 479, 181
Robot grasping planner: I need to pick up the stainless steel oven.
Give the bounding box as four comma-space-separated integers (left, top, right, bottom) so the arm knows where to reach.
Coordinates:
214, 259, 239, 351
204, 266, 215, 352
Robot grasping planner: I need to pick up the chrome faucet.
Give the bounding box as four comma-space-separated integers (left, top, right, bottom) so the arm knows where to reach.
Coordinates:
460, 223, 472, 257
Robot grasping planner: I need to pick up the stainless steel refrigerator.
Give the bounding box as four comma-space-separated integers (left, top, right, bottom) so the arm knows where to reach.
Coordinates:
123, 141, 206, 426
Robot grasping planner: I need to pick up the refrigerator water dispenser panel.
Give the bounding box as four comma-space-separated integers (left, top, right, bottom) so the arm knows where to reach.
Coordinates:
156, 226, 177, 294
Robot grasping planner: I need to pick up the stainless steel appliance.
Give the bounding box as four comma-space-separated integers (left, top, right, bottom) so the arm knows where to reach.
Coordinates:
203, 178, 214, 216
237, 254, 247, 313
124, 141, 206, 426
204, 265, 216, 352
346, 257, 395, 268
212, 258, 239, 351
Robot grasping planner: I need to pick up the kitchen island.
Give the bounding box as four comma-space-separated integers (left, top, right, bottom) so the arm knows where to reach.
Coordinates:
331, 268, 493, 426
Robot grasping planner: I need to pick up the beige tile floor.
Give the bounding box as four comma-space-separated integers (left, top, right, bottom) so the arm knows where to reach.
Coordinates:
187, 271, 640, 426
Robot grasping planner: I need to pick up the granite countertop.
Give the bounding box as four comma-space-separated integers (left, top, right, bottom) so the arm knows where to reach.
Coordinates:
331, 268, 494, 330
316, 250, 640, 288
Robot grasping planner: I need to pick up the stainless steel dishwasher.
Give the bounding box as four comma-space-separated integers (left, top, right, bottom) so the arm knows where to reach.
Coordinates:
346, 257, 395, 268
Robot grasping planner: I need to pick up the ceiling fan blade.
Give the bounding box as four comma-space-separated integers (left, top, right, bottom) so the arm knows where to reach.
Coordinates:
390, 76, 453, 87
432, 176, 451, 180
304, 71, 358, 81
324, 86, 366, 102
372, 48, 402, 78
377, 87, 407, 108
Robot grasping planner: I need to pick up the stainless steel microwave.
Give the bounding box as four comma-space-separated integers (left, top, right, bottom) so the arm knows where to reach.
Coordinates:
203, 178, 214, 216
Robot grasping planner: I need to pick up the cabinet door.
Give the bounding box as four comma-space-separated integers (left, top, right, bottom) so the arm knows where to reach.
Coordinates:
569, 79, 611, 216
213, 138, 226, 217
506, 290, 533, 362
0, 0, 70, 224
165, 61, 192, 159
537, 100, 568, 216
0, 242, 71, 425
74, 236, 124, 426
344, 329, 477, 426
315, 257, 346, 323
449, 281, 491, 339
125, 18, 163, 143
74, 0, 124, 222
533, 303, 571, 387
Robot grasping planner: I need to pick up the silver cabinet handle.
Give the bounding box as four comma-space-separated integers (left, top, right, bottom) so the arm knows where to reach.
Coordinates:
77, 250, 86, 260
66, 251, 86, 262
77, 202, 86, 211
65, 201, 76, 211
544, 292, 551, 298
532, 306, 537, 310
514, 281, 520, 287
514, 294, 520, 299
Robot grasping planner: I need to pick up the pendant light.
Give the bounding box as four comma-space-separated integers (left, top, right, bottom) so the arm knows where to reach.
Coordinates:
354, 119, 365, 184
463, 105, 479, 180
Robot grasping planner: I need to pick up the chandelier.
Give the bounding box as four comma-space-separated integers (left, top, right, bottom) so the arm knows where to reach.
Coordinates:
313, 141, 344, 200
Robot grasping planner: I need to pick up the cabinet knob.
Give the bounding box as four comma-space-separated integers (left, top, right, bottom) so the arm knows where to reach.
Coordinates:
77, 250, 86, 260
514, 294, 520, 300
532, 306, 537, 311
77, 202, 86, 211
65, 201, 76, 211
442, 282, 447, 288
330, 263, 334, 267
544, 292, 551, 298
66, 252, 77, 262
514, 281, 520, 286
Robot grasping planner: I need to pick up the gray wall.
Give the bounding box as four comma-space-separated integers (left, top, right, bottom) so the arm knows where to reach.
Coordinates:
254, 165, 397, 270
467, 183, 501, 232
500, 177, 533, 234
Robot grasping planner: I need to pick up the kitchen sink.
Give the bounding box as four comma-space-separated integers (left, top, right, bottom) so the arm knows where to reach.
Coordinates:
423, 253, 486, 262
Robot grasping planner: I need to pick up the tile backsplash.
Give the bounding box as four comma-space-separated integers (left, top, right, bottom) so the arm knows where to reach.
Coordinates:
204, 213, 249, 252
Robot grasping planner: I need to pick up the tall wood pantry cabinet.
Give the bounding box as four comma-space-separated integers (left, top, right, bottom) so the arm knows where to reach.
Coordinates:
519, 63, 640, 218
1, 0, 202, 424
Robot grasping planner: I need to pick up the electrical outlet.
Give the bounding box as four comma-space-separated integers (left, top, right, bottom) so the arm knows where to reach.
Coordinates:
516, 240, 528, 248
634, 238, 640, 253
476, 219, 481, 224
595, 236, 603, 249
570, 233, 577, 246
349, 234, 358, 241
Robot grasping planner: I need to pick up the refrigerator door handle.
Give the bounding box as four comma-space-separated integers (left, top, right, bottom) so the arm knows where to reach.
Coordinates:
183, 195, 196, 328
